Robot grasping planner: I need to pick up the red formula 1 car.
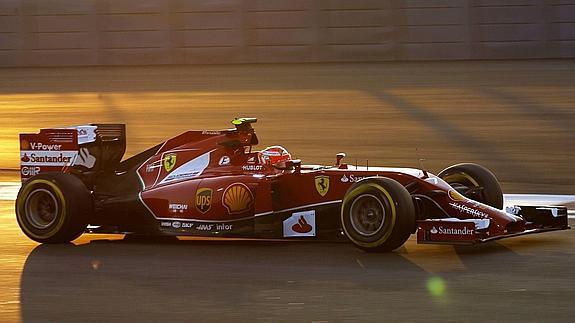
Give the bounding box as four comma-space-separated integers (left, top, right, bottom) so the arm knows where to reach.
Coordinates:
15, 118, 569, 251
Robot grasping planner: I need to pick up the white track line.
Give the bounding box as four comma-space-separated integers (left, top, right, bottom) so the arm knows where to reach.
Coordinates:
504, 194, 575, 207
0, 182, 19, 201
1, 182, 574, 218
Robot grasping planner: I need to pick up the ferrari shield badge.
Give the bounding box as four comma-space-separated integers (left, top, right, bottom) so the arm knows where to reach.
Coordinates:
163, 153, 177, 172
314, 175, 330, 197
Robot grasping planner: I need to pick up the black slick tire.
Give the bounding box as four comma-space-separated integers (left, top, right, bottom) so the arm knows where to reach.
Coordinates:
438, 163, 503, 209
341, 177, 415, 252
15, 173, 92, 243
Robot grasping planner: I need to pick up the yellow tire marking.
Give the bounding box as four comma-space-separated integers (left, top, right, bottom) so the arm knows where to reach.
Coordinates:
17, 179, 67, 240
341, 183, 397, 248
443, 172, 479, 187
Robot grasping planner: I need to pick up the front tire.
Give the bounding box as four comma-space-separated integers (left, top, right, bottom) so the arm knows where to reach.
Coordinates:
438, 163, 503, 209
16, 173, 92, 243
341, 177, 415, 252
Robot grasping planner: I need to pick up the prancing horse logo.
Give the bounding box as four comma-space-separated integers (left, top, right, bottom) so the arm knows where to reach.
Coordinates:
163, 153, 177, 172
314, 175, 330, 197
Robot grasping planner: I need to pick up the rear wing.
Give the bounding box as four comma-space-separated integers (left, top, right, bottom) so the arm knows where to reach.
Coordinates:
19, 124, 126, 182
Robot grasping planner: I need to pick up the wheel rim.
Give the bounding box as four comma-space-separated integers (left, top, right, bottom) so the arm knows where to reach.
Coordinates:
349, 194, 386, 237
444, 173, 484, 201
24, 188, 59, 230
443, 172, 479, 188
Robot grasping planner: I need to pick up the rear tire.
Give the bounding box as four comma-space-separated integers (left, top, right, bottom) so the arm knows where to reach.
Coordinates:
341, 177, 415, 252
438, 163, 503, 209
16, 173, 92, 243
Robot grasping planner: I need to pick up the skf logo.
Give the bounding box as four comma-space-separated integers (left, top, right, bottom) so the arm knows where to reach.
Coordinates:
195, 188, 212, 213
163, 153, 177, 172
223, 183, 254, 214
314, 175, 329, 197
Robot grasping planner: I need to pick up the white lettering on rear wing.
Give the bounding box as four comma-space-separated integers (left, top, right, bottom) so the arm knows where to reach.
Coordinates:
19, 128, 79, 181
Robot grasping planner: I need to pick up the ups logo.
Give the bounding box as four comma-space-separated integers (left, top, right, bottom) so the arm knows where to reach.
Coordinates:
195, 188, 212, 213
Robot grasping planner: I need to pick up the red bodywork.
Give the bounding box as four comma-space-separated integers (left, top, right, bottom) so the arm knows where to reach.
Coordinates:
129, 121, 568, 243
19, 119, 569, 244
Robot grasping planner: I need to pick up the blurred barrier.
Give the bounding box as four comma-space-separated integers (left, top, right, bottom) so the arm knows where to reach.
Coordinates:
1, 0, 574, 66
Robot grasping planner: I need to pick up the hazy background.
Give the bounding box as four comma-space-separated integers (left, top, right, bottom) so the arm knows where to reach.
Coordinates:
1, 0, 574, 66
1, 0, 574, 193
1, 60, 574, 194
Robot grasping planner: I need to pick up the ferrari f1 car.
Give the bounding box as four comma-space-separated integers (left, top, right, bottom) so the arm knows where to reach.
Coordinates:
16, 118, 569, 251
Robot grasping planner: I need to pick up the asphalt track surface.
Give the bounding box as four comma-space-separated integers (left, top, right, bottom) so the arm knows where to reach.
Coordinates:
0, 60, 574, 322
0, 60, 574, 193
1, 200, 574, 323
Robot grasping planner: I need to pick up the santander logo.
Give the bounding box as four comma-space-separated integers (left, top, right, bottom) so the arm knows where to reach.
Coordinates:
430, 225, 474, 235
292, 216, 312, 233
282, 211, 316, 237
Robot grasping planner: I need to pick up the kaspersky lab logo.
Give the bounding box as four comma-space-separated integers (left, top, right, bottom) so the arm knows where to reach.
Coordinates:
195, 188, 212, 213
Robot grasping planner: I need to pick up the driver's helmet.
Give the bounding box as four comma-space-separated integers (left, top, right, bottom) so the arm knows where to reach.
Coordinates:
259, 146, 291, 166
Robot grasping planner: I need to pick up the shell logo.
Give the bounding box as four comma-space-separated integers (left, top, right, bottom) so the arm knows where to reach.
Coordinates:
21, 140, 30, 150
223, 183, 254, 214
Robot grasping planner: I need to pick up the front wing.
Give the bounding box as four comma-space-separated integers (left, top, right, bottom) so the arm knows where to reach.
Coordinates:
417, 205, 569, 245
